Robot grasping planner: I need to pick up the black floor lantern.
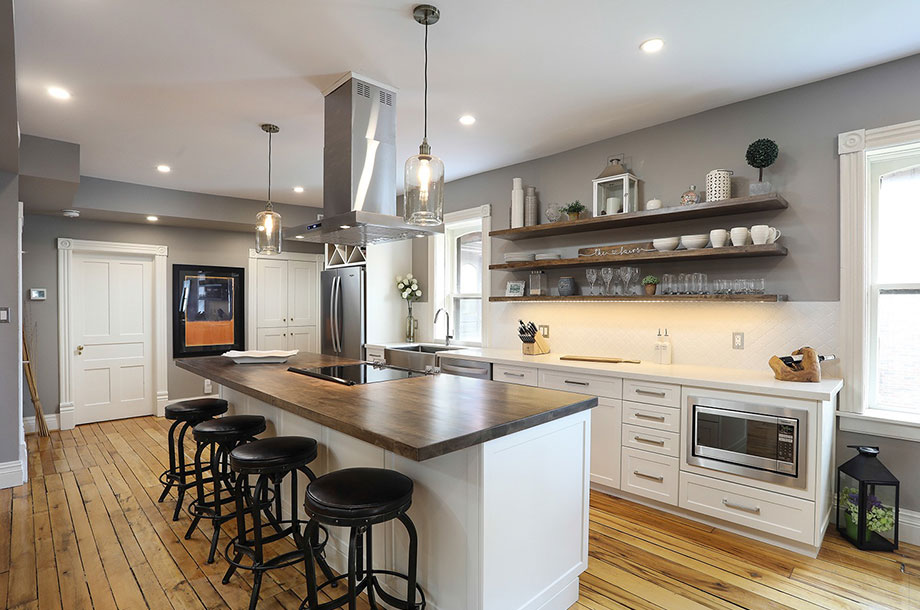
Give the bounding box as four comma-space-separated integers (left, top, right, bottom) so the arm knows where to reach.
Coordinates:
836, 445, 899, 551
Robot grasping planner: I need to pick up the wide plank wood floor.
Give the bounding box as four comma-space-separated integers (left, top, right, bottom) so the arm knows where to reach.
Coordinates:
1, 416, 917, 609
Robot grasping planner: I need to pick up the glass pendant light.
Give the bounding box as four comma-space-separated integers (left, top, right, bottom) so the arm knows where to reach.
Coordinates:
255, 123, 282, 255
404, 4, 444, 226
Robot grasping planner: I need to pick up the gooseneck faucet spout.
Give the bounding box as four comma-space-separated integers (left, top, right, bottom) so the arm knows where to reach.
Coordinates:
433, 308, 453, 346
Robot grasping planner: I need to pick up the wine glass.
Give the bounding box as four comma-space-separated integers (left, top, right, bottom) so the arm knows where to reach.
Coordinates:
620, 266, 637, 295
601, 267, 614, 295
586, 268, 598, 295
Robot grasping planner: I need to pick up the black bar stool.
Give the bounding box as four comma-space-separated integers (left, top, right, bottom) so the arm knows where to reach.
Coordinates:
158, 397, 228, 521
185, 414, 266, 563
301, 467, 426, 610
223, 436, 337, 610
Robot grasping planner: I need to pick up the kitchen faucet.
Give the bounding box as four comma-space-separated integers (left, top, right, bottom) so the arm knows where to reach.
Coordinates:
433, 308, 453, 346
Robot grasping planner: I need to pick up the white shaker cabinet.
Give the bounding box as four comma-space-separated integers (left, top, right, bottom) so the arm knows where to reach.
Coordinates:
249, 251, 322, 353
589, 398, 622, 489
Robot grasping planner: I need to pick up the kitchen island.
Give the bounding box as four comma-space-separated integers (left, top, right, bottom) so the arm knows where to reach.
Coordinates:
177, 353, 598, 610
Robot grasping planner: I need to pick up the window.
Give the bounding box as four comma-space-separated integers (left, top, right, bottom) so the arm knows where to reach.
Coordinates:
431, 207, 489, 346
868, 155, 920, 414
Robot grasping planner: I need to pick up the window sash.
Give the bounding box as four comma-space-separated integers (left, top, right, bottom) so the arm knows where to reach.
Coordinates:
437, 214, 484, 346
868, 284, 920, 413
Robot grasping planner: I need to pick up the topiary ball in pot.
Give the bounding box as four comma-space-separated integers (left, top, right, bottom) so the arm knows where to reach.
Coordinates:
746, 138, 779, 195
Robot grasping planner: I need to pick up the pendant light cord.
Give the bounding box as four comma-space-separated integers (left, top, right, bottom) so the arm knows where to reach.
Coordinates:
267, 130, 273, 210
424, 21, 428, 140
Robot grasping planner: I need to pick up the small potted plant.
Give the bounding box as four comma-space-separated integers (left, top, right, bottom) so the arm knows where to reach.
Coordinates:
839, 486, 896, 545
561, 200, 585, 222
746, 138, 779, 195
642, 275, 659, 296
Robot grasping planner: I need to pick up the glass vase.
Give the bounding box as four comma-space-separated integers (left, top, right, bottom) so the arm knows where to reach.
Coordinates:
405, 302, 417, 342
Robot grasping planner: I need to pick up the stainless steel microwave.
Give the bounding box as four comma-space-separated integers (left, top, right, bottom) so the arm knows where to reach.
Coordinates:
686, 396, 808, 489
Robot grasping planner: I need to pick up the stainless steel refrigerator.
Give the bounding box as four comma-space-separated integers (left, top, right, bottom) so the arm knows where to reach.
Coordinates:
321, 266, 366, 360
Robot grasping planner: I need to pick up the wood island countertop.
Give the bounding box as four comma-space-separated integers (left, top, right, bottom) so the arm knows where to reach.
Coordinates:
177, 353, 598, 461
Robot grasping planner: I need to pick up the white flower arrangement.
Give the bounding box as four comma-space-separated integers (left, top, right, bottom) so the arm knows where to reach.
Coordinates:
396, 273, 422, 302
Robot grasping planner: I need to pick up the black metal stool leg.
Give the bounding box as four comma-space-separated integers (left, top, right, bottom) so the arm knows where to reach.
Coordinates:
365, 525, 378, 609
398, 513, 419, 609
247, 474, 268, 610
222, 474, 247, 584
172, 421, 193, 521
207, 443, 226, 563
184, 439, 210, 539
158, 419, 182, 502
347, 526, 359, 610
303, 519, 321, 610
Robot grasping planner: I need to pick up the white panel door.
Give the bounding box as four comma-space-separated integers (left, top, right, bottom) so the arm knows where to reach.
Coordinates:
73, 252, 154, 424
257, 327, 289, 351
590, 398, 622, 489
288, 260, 318, 327
256, 259, 288, 327
287, 325, 316, 352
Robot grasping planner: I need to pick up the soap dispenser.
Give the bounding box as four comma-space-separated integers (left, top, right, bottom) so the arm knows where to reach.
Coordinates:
658, 328, 673, 365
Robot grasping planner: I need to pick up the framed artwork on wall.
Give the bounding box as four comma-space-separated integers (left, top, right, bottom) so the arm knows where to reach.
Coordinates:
172, 264, 244, 358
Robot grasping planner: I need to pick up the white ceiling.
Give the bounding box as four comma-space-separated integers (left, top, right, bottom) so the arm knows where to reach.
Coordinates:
14, 0, 920, 207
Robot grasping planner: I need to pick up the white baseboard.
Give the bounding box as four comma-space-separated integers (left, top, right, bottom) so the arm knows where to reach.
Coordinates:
20, 440, 27, 484
59, 402, 74, 430
23, 413, 61, 434
899, 507, 920, 546
0, 459, 24, 489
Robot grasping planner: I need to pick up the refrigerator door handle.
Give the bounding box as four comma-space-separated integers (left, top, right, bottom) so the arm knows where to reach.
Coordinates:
329, 275, 339, 353
333, 275, 343, 353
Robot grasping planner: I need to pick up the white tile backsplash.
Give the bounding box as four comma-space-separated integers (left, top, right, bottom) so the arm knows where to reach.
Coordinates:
488, 301, 840, 375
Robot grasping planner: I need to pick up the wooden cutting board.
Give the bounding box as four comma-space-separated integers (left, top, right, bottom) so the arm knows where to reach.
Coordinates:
560, 355, 641, 364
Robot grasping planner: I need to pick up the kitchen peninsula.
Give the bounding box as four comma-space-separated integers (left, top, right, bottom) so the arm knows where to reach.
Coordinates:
177, 353, 598, 610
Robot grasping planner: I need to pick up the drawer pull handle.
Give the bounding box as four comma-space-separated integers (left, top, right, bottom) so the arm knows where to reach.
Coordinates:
634, 436, 665, 446
722, 498, 761, 514
503, 372, 525, 378
564, 380, 589, 386
635, 389, 667, 397
633, 471, 664, 483
635, 413, 666, 422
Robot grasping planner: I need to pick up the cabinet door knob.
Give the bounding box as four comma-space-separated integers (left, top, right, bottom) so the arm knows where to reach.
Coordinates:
76, 345, 84, 355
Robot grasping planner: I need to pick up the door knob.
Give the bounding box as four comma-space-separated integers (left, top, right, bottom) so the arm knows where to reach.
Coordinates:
76, 345, 84, 354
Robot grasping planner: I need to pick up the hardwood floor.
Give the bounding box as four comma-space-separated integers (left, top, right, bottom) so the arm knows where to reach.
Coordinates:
1, 416, 917, 609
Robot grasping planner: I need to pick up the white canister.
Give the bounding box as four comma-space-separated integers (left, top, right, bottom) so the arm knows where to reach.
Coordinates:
511, 178, 524, 228
646, 198, 662, 210
706, 169, 733, 202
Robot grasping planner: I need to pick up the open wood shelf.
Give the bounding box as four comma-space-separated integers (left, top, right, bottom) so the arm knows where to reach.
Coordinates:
490, 294, 787, 303
490, 243, 787, 271
489, 193, 788, 241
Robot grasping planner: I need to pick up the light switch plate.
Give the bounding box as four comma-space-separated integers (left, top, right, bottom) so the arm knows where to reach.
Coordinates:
29, 288, 47, 301
0, 307, 9, 323
538, 325, 550, 338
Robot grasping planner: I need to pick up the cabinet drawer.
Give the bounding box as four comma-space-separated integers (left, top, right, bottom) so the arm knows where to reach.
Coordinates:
623, 379, 681, 408
493, 364, 538, 387
679, 472, 815, 544
540, 370, 622, 399
622, 424, 680, 458
622, 401, 681, 433
620, 448, 679, 505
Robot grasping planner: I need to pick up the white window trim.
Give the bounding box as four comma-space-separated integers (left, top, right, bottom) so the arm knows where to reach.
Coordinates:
428, 205, 491, 347
838, 119, 920, 440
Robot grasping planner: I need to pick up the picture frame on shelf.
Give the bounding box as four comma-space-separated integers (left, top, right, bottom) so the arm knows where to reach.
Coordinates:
505, 280, 527, 297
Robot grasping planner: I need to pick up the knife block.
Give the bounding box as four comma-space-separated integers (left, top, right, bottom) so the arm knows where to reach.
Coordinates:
522, 333, 550, 355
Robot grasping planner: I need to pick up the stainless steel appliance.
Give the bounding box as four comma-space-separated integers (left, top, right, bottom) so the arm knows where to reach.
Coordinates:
289, 363, 428, 386
321, 266, 365, 360
438, 357, 492, 380
686, 396, 808, 489
384, 344, 462, 371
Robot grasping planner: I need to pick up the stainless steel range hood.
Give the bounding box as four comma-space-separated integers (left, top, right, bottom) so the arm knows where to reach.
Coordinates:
285, 73, 442, 246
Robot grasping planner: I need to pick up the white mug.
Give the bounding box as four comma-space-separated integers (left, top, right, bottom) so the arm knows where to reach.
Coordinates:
730, 227, 750, 247
751, 225, 782, 245
710, 228, 729, 248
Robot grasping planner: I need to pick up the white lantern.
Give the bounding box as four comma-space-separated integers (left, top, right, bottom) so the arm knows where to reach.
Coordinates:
592, 158, 639, 217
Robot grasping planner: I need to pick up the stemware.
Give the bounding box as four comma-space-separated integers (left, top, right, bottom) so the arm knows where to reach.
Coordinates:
660, 273, 674, 296
601, 267, 614, 296
752, 278, 765, 294
619, 266, 637, 296
586, 268, 598, 295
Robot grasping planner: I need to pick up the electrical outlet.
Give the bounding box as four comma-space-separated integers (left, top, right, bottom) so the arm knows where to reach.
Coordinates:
204, 379, 213, 394
538, 324, 550, 338
732, 332, 744, 350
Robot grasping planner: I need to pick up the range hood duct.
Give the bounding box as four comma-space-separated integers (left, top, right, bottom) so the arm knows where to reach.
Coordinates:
284, 73, 442, 246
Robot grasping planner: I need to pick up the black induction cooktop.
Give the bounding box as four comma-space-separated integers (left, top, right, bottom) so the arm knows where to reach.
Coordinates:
287, 363, 429, 386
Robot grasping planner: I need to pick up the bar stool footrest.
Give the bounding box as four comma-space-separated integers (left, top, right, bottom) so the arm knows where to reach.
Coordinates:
300, 570, 426, 610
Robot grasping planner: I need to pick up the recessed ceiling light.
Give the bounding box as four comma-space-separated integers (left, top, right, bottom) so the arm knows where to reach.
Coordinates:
156, 164, 171, 173
459, 114, 476, 126
146, 215, 159, 222
293, 186, 304, 193
639, 38, 664, 53
47, 86, 71, 100
61, 209, 80, 218
295, 235, 304, 239
340, 225, 352, 229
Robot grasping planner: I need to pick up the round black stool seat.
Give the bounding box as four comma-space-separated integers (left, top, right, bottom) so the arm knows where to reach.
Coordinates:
229, 436, 318, 474
165, 398, 228, 421
193, 415, 266, 443
306, 467, 413, 522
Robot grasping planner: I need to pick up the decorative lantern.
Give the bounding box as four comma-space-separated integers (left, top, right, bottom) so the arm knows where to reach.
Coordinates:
836, 445, 899, 551
592, 157, 639, 217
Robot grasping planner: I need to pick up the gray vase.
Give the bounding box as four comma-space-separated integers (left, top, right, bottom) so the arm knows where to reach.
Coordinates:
558, 276, 576, 296
749, 180, 773, 196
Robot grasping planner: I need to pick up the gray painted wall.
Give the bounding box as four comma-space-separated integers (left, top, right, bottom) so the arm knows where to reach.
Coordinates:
22, 213, 322, 414
0, 172, 20, 462
419, 53, 920, 302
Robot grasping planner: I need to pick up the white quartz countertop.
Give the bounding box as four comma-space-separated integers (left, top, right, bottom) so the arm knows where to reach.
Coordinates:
437, 347, 844, 401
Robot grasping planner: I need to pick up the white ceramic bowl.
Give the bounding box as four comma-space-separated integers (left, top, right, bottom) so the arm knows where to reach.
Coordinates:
652, 237, 680, 251
680, 234, 710, 250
